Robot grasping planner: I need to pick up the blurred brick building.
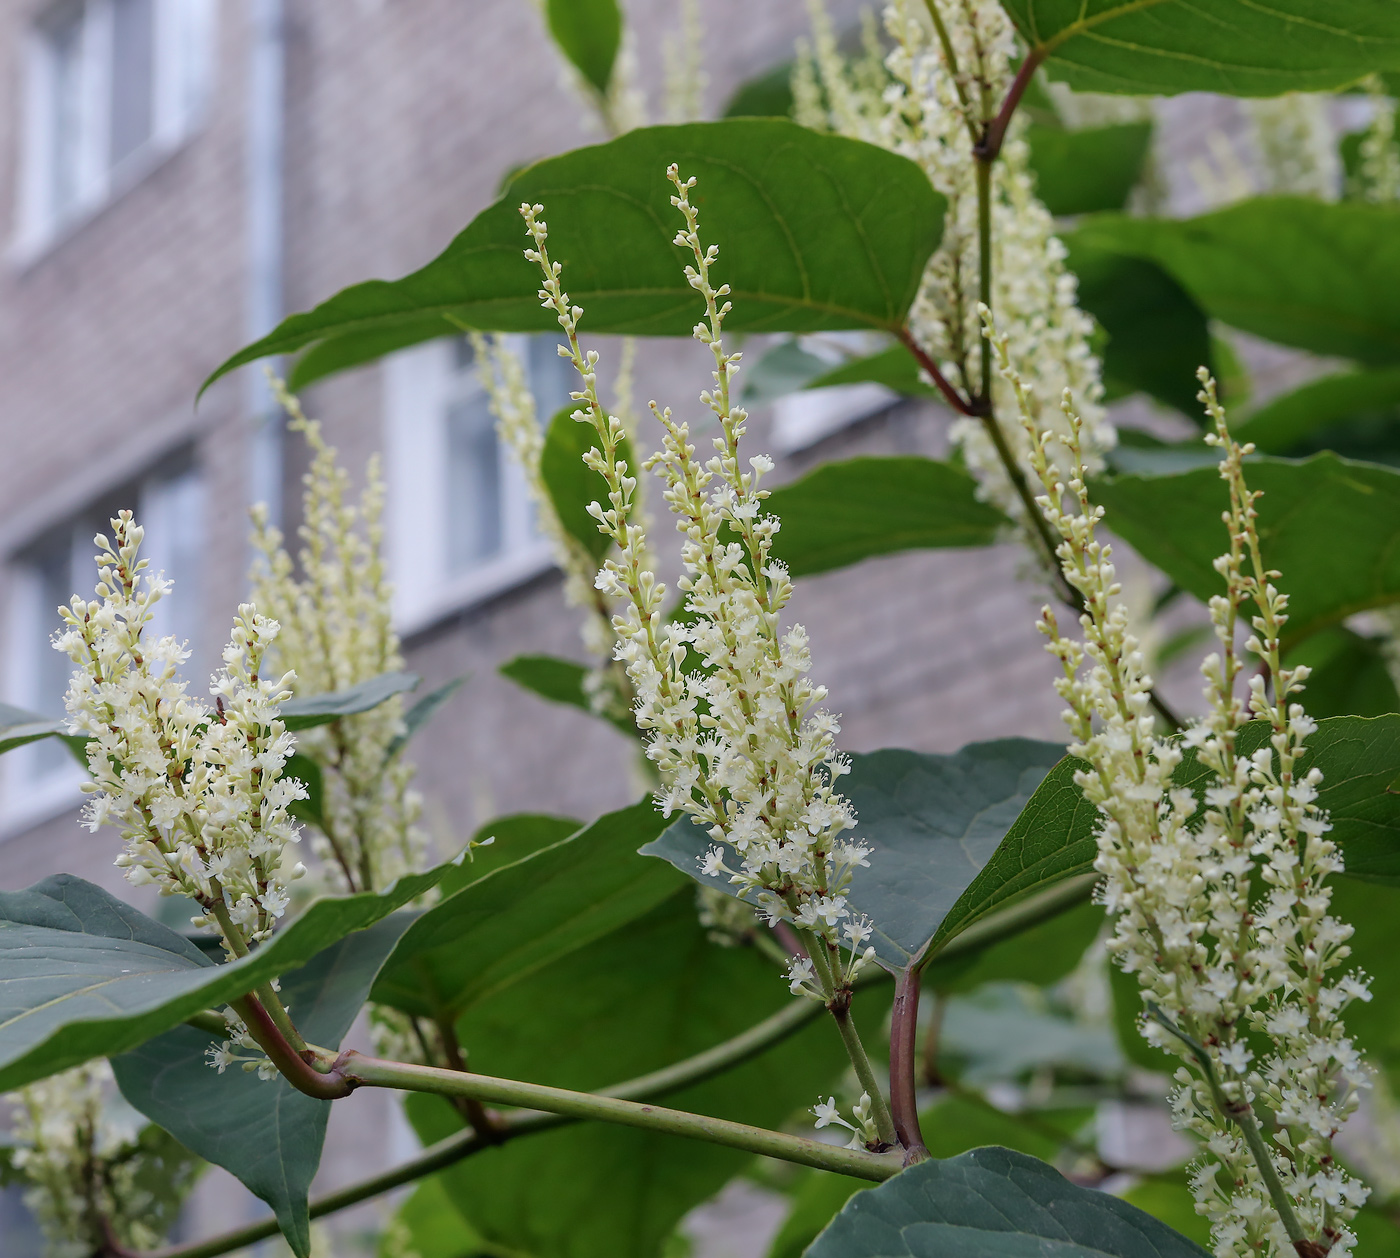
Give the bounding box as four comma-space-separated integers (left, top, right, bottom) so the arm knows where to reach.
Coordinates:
0, 0, 1126, 1250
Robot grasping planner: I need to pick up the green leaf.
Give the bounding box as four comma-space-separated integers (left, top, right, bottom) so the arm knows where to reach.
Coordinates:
498, 652, 635, 736
544, 0, 621, 95
379, 1177, 486, 1258
280, 671, 419, 730
1065, 236, 1213, 418
202, 122, 947, 392
806, 345, 939, 397
371, 801, 680, 1019
765, 457, 1009, 579
1284, 626, 1400, 718
1095, 453, 1400, 646
112, 913, 415, 1258
806, 1146, 1208, 1258
724, 61, 796, 119
1120, 1170, 1214, 1249
1001, 1, 1400, 97
284, 752, 325, 829
1232, 366, 1400, 454
408, 892, 876, 1258
770, 1098, 1090, 1258
0, 703, 66, 755
921, 898, 1102, 994
743, 339, 833, 403
385, 674, 468, 763
0, 858, 456, 1093
1026, 122, 1152, 216
643, 739, 1073, 971
540, 403, 634, 562
435, 812, 582, 896
1077, 200, 1400, 365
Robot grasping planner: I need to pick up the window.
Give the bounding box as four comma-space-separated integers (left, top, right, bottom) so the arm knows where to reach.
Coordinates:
383, 335, 572, 634
16, 0, 215, 254
770, 332, 900, 453
1, 457, 204, 835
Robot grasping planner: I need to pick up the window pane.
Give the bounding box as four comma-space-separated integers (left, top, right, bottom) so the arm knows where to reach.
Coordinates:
46, 4, 85, 218
446, 392, 503, 573
526, 333, 573, 420
111, 0, 155, 165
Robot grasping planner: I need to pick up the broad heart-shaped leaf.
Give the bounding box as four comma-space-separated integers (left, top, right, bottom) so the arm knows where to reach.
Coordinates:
1001, 0, 1400, 97
406, 892, 884, 1258
202, 122, 946, 393
539, 403, 634, 563
765, 457, 1009, 579
0, 858, 456, 1093
279, 670, 419, 730
1095, 453, 1400, 648
111, 913, 414, 1258
1064, 236, 1213, 419
643, 739, 1072, 971
543, 0, 620, 95
1233, 366, 1400, 454
807, 345, 937, 396
371, 800, 680, 1019
741, 341, 934, 405
1076, 200, 1400, 366
379, 1177, 486, 1258
1026, 122, 1152, 217
497, 653, 636, 737
807, 1146, 1208, 1258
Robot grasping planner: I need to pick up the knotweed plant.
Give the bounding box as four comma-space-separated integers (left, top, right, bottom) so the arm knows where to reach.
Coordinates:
250, 383, 425, 896
520, 172, 892, 1145
988, 313, 1370, 1258
56, 514, 305, 954
796, 0, 1112, 523
4, 1062, 198, 1258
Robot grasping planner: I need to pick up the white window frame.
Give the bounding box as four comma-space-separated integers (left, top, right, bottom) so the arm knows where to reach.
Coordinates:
0, 459, 205, 837
770, 332, 899, 454
14, 0, 216, 260
383, 336, 556, 636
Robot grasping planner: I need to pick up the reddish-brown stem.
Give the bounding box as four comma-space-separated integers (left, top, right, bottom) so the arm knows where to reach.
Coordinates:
232, 994, 354, 1100
897, 327, 979, 416
974, 47, 1046, 162
889, 969, 929, 1164
435, 1016, 505, 1142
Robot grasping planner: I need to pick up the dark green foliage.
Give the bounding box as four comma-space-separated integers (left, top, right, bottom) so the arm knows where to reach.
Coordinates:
543, 0, 621, 95
540, 403, 633, 562
1026, 122, 1152, 216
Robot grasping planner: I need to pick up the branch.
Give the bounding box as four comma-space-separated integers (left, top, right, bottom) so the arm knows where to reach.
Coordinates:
231, 994, 353, 1100
330, 1048, 902, 1179
131, 987, 892, 1258
974, 48, 1046, 163
896, 327, 978, 416
889, 969, 928, 1164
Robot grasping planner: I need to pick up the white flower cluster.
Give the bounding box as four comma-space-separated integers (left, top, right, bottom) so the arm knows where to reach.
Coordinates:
56, 512, 305, 950
519, 172, 874, 997
472, 333, 638, 726
811, 1092, 882, 1150
250, 384, 425, 896
988, 320, 1370, 1258
1244, 94, 1340, 200
6, 1062, 200, 1257
796, 0, 1111, 521
1357, 77, 1400, 204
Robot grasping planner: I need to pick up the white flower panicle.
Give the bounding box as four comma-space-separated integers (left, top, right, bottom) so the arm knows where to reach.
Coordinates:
1244, 94, 1340, 200
1356, 77, 1400, 204
250, 384, 425, 896
472, 333, 637, 724
56, 512, 305, 950
987, 317, 1369, 1258
7, 1062, 200, 1258
798, 0, 1111, 521
519, 172, 874, 996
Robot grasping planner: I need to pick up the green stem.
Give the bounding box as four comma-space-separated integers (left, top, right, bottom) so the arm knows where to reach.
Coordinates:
827, 1004, 898, 1148
131, 988, 879, 1258
329, 1049, 901, 1180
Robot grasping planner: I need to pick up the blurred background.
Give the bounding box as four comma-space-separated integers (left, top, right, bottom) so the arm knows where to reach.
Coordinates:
0, 1, 1390, 1253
